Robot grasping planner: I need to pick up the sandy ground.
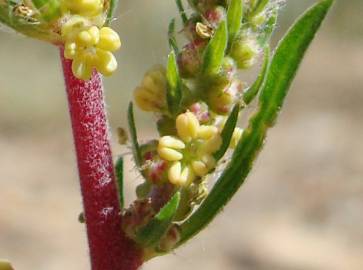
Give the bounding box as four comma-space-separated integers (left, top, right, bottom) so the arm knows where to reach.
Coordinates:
1, 1, 363, 269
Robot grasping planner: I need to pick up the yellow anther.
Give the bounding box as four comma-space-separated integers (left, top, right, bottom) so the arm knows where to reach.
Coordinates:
201, 155, 216, 169
181, 166, 195, 185
61, 17, 121, 80
64, 41, 77, 59
199, 134, 222, 154
77, 26, 100, 46
168, 161, 182, 185
158, 147, 183, 161
94, 49, 117, 76
192, 161, 208, 177
72, 56, 93, 81
98, 27, 121, 51
159, 136, 185, 149
176, 112, 200, 143
230, 128, 243, 149
198, 125, 218, 140
169, 162, 195, 186
134, 66, 167, 112
157, 112, 222, 186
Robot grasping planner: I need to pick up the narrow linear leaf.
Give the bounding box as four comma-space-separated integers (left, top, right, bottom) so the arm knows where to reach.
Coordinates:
175, 0, 188, 25
227, 0, 243, 46
128, 102, 142, 168
214, 104, 240, 160
166, 51, 182, 115
168, 19, 179, 53
178, 0, 334, 246
136, 192, 181, 247
106, 0, 119, 25
243, 46, 270, 105
202, 21, 228, 76
115, 157, 124, 208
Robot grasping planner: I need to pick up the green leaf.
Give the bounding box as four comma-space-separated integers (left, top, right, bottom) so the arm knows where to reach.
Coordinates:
175, 0, 188, 25
166, 51, 183, 115
136, 192, 181, 247
257, 9, 277, 47
106, 0, 119, 25
227, 0, 243, 46
115, 157, 124, 208
202, 21, 228, 76
214, 104, 240, 161
168, 19, 179, 53
243, 46, 270, 105
128, 102, 142, 168
178, 0, 334, 246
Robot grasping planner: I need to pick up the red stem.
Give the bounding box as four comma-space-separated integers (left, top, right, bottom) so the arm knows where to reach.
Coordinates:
60, 49, 143, 270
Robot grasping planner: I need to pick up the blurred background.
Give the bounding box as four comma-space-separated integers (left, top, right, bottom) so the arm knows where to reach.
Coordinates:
1, 0, 363, 269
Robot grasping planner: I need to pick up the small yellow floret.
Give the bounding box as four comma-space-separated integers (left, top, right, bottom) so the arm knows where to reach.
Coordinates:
134, 66, 167, 112
176, 112, 200, 143
157, 112, 222, 186
62, 17, 121, 80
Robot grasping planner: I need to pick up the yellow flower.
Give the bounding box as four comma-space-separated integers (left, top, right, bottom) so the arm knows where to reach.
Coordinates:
62, 16, 121, 80
134, 66, 167, 112
62, 0, 104, 17
157, 112, 222, 186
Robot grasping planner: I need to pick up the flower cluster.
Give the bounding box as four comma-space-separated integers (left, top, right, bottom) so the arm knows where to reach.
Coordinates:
62, 16, 121, 80
158, 112, 222, 186
61, 0, 121, 80
0, 0, 121, 80
121, 0, 278, 255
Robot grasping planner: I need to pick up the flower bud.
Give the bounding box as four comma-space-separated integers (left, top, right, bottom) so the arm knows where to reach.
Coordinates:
230, 36, 260, 69
140, 140, 169, 184
221, 56, 238, 80
207, 79, 244, 115
189, 102, 210, 124
178, 40, 207, 78
204, 5, 226, 28
134, 65, 167, 112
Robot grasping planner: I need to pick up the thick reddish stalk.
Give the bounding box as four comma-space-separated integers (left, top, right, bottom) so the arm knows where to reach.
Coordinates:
60, 49, 142, 270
